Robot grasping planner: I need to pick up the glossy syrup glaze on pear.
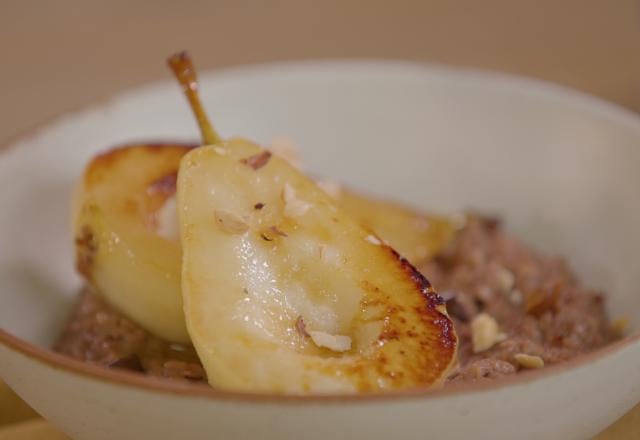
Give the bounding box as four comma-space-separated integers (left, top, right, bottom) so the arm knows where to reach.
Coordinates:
178, 140, 457, 393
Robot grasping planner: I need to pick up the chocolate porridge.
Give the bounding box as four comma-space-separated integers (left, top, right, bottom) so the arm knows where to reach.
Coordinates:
56, 290, 205, 382
420, 217, 616, 383
55, 217, 617, 385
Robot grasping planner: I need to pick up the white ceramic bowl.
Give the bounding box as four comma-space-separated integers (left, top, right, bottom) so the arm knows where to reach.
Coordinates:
0, 61, 639, 440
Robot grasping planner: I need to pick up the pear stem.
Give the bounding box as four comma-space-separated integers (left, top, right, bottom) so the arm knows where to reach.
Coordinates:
167, 51, 222, 145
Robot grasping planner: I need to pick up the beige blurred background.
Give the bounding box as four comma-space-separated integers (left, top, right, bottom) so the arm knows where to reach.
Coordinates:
0, 0, 639, 438
1, 0, 640, 144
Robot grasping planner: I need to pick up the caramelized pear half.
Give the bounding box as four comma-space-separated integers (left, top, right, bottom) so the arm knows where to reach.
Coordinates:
170, 51, 457, 393
73, 144, 192, 342
178, 140, 458, 393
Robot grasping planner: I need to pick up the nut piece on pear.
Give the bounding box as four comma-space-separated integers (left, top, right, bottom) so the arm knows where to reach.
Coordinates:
73, 143, 192, 342
170, 51, 458, 393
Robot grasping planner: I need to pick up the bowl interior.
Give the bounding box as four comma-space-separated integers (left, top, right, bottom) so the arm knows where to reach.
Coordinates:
1, 61, 639, 349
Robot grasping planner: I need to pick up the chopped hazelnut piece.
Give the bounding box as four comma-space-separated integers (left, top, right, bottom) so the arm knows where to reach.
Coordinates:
366, 235, 382, 245
214, 209, 249, 234
308, 330, 352, 352
525, 282, 562, 317
471, 313, 507, 353
495, 267, 515, 292
240, 150, 272, 170
514, 353, 545, 369
509, 289, 524, 305
282, 183, 311, 218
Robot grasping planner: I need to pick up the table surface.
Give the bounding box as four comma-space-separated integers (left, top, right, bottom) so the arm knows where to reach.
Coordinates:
0, 0, 638, 438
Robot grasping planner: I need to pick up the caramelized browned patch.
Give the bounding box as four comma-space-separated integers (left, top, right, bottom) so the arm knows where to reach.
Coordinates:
385, 245, 446, 307
91, 143, 194, 170
313, 242, 458, 392
240, 150, 272, 170
82, 143, 196, 234
75, 225, 98, 279
84, 143, 194, 190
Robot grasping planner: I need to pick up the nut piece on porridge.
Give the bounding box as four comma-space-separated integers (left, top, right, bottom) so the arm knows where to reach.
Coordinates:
471, 313, 507, 353
514, 353, 545, 369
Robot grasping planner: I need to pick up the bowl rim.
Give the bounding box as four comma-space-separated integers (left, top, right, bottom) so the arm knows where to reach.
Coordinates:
2, 328, 638, 403
1, 59, 639, 403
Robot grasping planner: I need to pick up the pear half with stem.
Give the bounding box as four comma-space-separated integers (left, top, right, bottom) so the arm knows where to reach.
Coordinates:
171, 52, 457, 393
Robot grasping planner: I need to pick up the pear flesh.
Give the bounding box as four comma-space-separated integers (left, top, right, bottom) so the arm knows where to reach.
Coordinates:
73, 144, 191, 342
178, 139, 457, 393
